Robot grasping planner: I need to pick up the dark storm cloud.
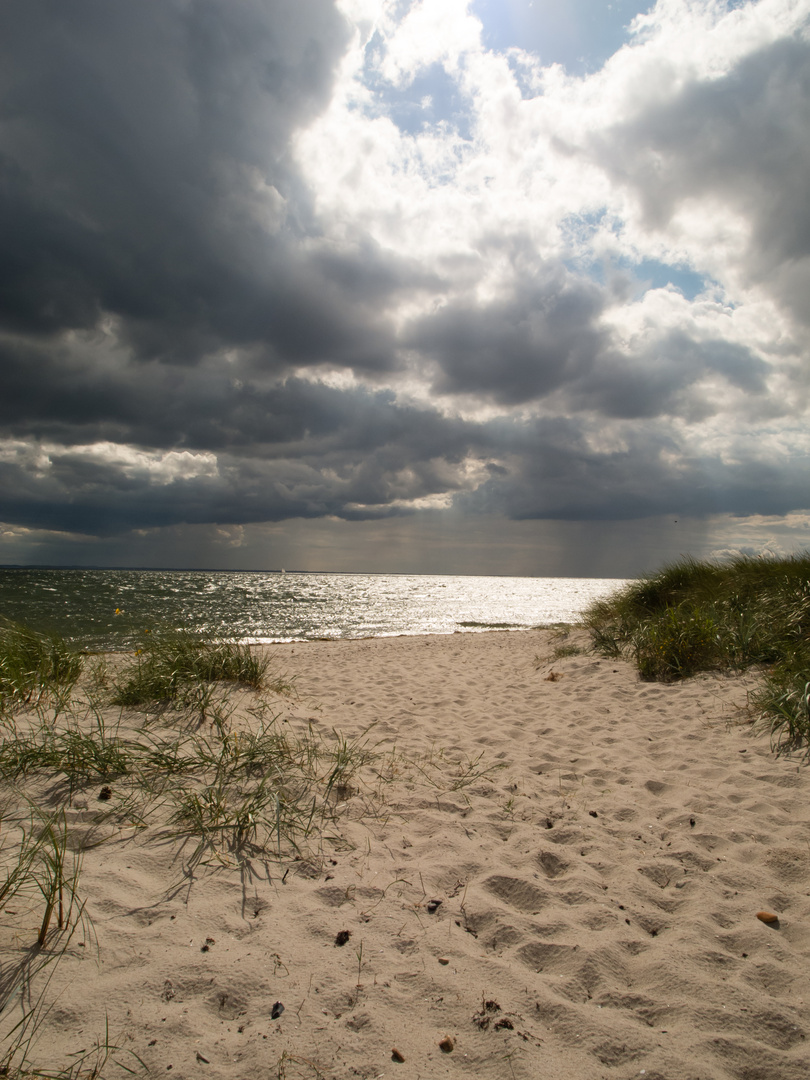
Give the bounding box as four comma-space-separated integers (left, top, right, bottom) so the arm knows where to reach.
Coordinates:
458, 417, 810, 522
594, 33, 810, 322
406, 270, 607, 404
0, 372, 495, 535
0, 0, 422, 371
563, 331, 769, 420
404, 272, 769, 420
0, 437, 471, 535
4, 389, 808, 539
0, 333, 478, 458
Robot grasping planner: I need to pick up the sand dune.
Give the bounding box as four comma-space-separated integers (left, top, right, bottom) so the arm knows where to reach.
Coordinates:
4, 629, 810, 1079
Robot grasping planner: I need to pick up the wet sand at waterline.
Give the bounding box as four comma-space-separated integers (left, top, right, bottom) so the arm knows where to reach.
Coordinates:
4, 629, 810, 1079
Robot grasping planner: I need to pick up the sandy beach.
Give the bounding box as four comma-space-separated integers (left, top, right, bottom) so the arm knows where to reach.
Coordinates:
3, 628, 810, 1080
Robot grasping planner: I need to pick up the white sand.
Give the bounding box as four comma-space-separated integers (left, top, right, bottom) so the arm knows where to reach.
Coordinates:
3, 629, 810, 1079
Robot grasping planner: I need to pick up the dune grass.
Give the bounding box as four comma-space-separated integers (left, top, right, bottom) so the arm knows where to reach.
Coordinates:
111, 631, 271, 708
0, 709, 375, 879
0, 800, 102, 1079
583, 553, 810, 751
0, 620, 83, 714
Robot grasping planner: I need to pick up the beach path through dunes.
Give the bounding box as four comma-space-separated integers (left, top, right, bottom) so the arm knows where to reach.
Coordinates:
7, 630, 810, 1080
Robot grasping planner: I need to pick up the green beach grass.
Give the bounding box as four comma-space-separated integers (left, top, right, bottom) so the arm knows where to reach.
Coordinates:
110, 630, 271, 708
0, 619, 82, 714
583, 552, 810, 753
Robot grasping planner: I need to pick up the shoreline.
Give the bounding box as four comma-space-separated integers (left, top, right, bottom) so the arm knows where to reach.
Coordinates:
76, 623, 579, 655
3, 629, 810, 1079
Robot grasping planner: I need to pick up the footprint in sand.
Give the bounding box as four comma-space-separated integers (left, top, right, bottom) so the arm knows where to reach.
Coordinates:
536, 851, 569, 878
483, 875, 549, 912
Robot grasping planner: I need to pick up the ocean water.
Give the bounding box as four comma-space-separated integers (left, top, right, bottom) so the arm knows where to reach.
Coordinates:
0, 569, 628, 650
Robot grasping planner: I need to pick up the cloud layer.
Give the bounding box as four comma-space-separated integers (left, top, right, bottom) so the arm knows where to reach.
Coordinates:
1, 0, 809, 569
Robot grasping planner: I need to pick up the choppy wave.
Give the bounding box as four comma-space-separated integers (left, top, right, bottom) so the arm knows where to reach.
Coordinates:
0, 569, 627, 650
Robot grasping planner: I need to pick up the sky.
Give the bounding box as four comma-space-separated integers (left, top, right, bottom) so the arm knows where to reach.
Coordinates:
1, 0, 809, 577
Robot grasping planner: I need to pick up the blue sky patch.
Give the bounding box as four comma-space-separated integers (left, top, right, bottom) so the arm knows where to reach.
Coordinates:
633, 259, 708, 300
571, 249, 709, 300
472, 0, 655, 74
361, 49, 475, 139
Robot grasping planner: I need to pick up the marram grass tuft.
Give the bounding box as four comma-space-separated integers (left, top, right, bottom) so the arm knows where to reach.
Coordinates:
583, 553, 810, 753
111, 631, 269, 707
0, 619, 82, 712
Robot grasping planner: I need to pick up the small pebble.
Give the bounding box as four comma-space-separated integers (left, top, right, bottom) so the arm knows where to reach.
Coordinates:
391, 1048, 405, 1063
426, 899, 442, 914
756, 911, 779, 924
439, 1037, 454, 1053
271, 1002, 285, 1019
438, 957, 450, 965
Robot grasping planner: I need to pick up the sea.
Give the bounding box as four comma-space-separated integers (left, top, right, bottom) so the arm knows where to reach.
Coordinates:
0, 569, 628, 651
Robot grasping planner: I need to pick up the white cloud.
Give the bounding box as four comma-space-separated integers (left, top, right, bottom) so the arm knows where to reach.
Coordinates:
23, 442, 222, 486
294, 0, 810, 450
376, 0, 482, 83
297, 0, 809, 306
